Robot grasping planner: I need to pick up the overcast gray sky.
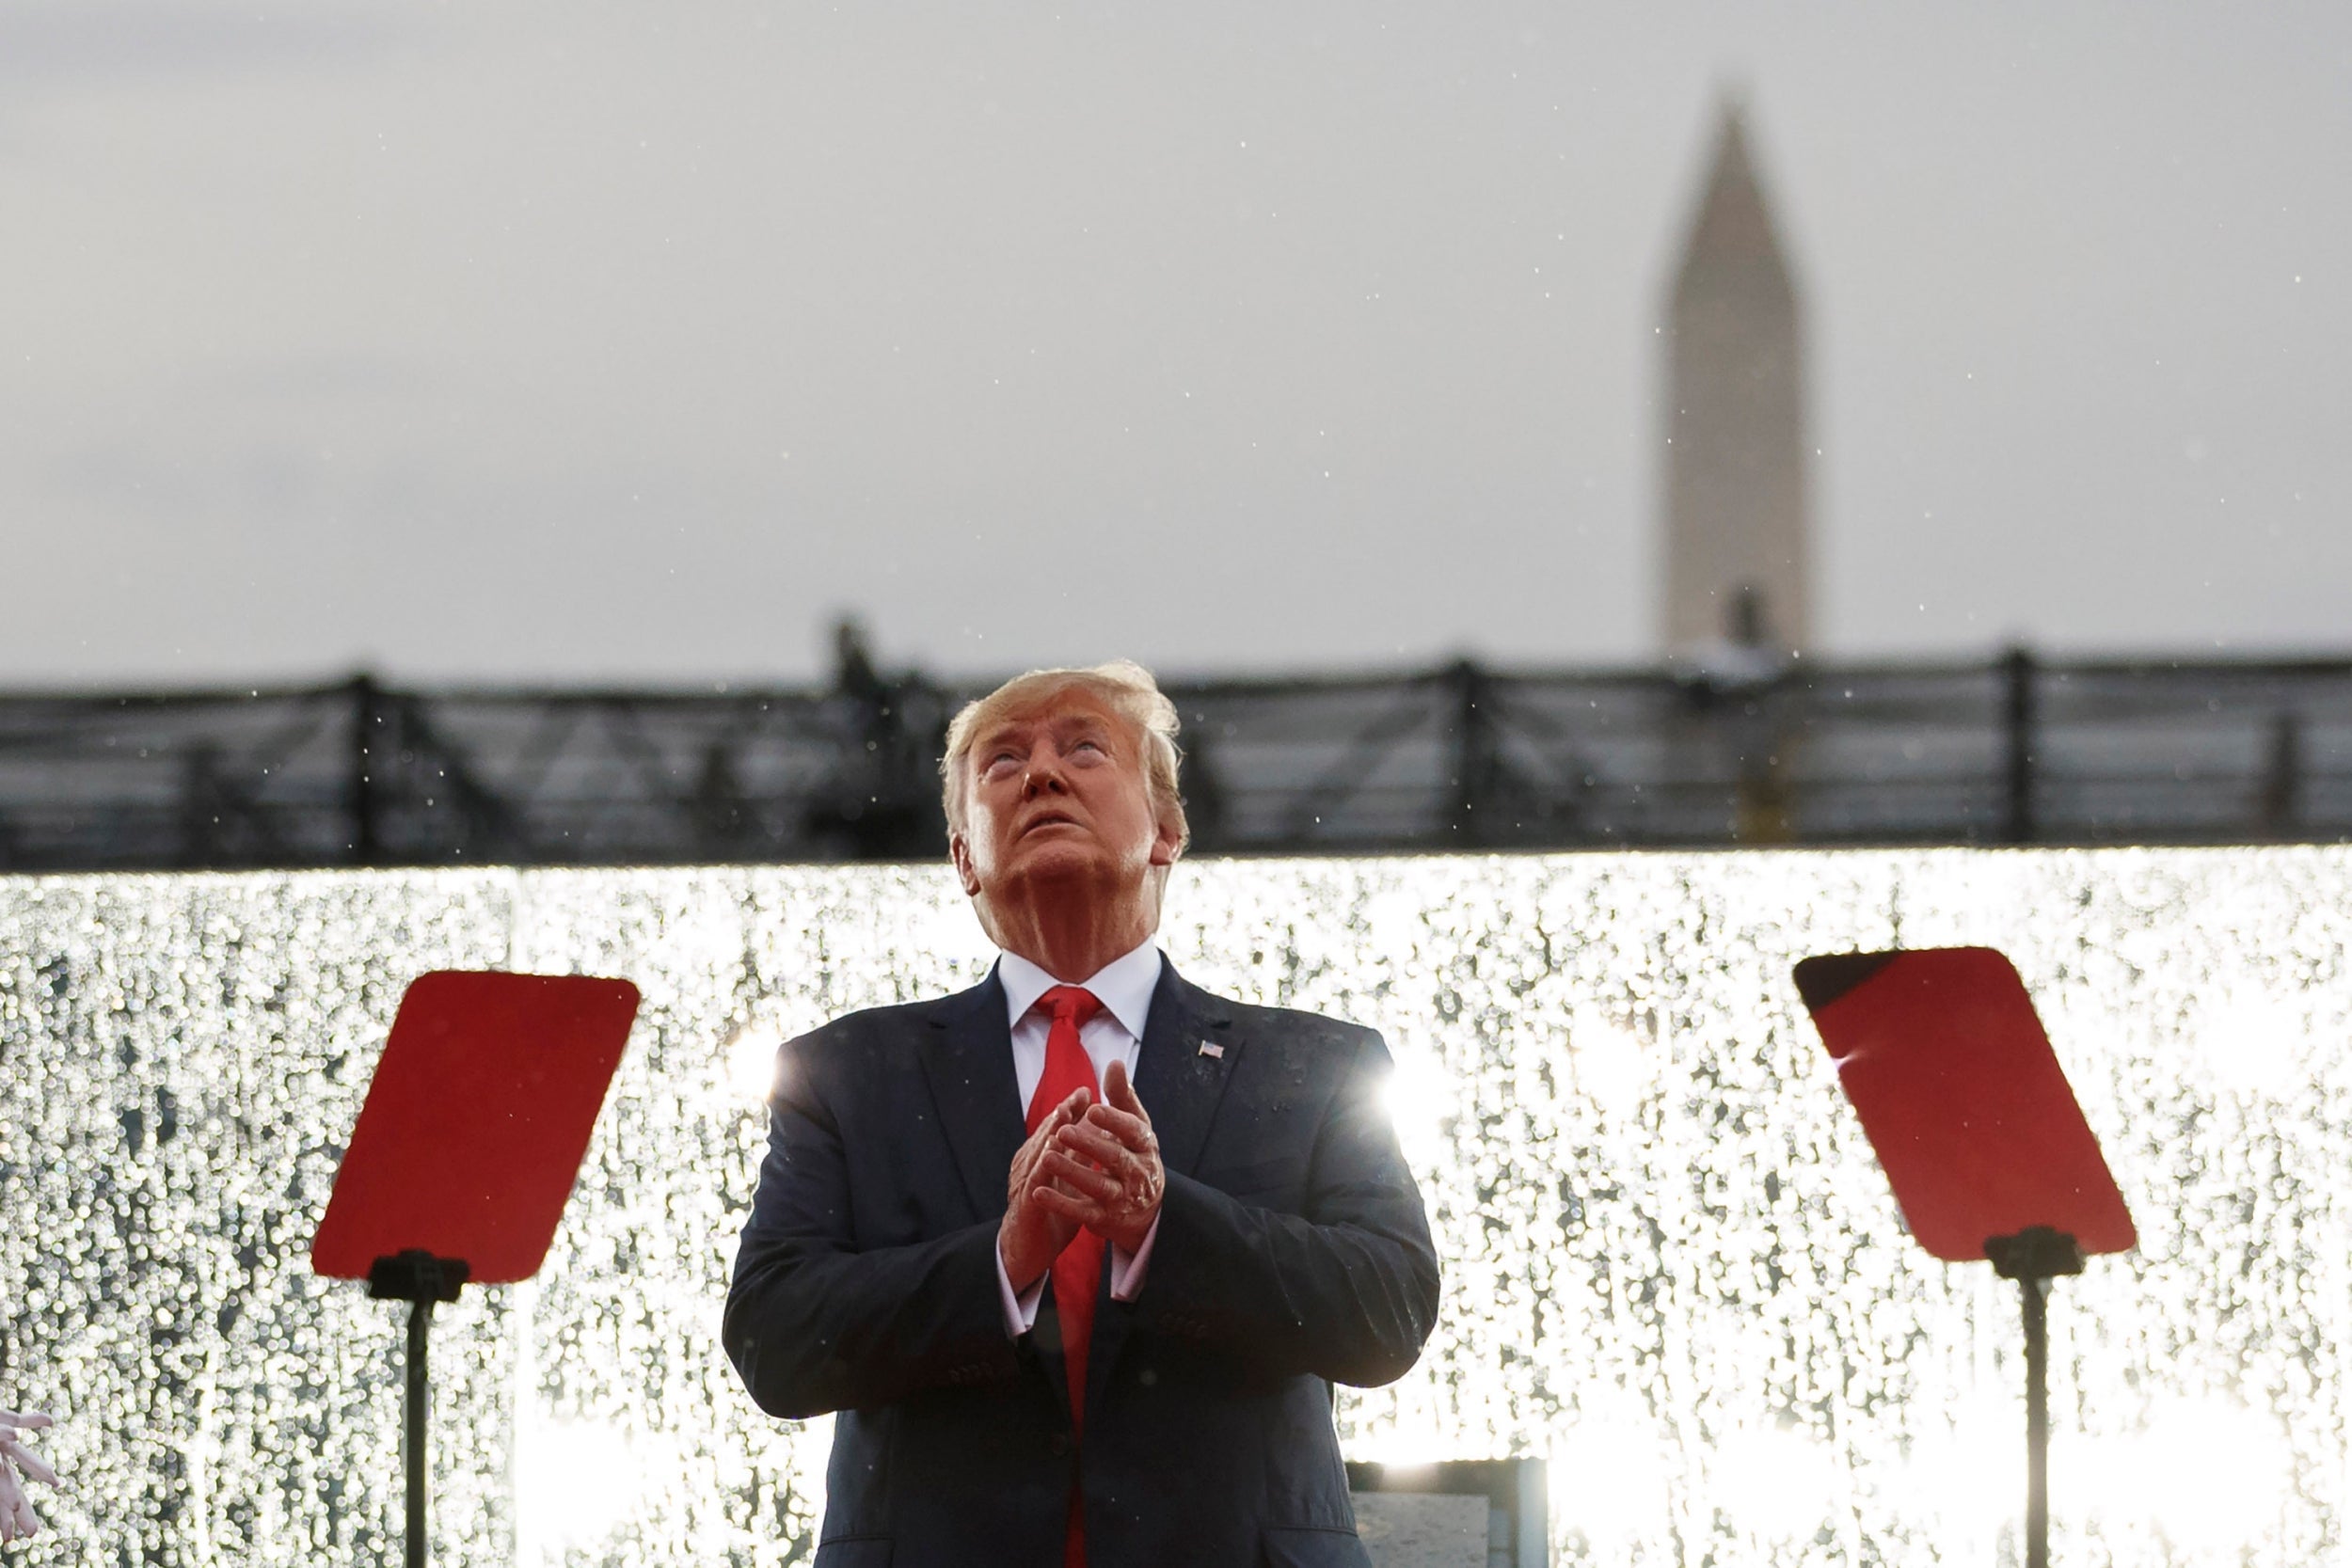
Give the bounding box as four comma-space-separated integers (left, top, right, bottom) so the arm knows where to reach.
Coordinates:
2, 2, 2344, 687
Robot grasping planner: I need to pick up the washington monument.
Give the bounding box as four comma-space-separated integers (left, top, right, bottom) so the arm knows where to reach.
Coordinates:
1661, 101, 1809, 657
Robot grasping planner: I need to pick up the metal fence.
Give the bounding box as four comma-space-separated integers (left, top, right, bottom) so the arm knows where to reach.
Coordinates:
0, 653, 2344, 870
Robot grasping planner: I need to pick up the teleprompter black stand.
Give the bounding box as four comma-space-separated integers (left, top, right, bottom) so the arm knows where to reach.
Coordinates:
310, 972, 641, 1567
1984, 1226, 2084, 1568
1793, 948, 2136, 1568
367, 1251, 469, 1568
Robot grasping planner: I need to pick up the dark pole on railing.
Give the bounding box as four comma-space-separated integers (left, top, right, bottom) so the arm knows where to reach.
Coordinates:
178, 744, 223, 868
2260, 711, 2303, 840
2003, 647, 2037, 845
1447, 659, 1501, 847
349, 673, 384, 866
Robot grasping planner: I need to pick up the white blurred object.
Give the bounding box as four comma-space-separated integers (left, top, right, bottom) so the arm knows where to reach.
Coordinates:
1377, 1042, 1450, 1167
1550, 1417, 1672, 1546
2194, 988, 2309, 1100
0, 1406, 58, 1543
515, 1415, 644, 1555
790, 1412, 834, 1504
1669, 639, 1791, 693
1348, 1427, 1455, 1468
1881, 1399, 2011, 1562
1712, 1420, 1842, 1541
1569, 1009, 1653, 1123
726, 1020, 789, 1103
2071, 1397, 2292, 1555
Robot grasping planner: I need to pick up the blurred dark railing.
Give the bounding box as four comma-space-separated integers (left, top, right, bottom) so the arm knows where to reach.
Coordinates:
0, 651, 2345, 870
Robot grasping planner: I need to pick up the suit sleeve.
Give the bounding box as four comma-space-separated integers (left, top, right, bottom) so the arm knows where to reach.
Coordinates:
723, 1036, 1020, 1419
1126, 1027, 1440, 1387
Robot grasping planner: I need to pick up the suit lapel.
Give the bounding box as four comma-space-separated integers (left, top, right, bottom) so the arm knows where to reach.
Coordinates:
919, 960, 1248, 1422
1089, 962, 1239, 1418
1129, 962, 1240, 1179
916, 967, 1025, 1224
919, 967, 1085, 1415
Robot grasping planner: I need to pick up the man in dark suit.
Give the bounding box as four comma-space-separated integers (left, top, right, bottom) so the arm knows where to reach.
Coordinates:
725, 660, 1439, 1567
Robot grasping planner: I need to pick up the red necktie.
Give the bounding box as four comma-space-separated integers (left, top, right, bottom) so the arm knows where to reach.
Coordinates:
1025, 984, 1105, 1568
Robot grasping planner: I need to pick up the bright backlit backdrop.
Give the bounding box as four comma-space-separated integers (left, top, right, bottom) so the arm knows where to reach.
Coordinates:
1, 847, 2346, 1565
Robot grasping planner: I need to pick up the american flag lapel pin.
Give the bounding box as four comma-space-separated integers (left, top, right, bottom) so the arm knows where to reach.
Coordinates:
1198, 1040, 1225, 1059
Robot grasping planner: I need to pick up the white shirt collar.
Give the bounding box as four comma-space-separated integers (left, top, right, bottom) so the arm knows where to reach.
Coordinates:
997, 939, 1163, 1041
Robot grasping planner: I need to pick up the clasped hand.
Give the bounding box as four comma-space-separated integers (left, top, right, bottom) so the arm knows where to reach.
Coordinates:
998, 1059, 1165, 1291
0, 1407, 57, 1542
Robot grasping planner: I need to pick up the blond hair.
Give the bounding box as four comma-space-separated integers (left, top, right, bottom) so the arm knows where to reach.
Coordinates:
941, 660, 1188, 854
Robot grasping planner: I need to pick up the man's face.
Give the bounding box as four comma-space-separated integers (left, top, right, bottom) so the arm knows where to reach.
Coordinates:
950, 687, 1180, 909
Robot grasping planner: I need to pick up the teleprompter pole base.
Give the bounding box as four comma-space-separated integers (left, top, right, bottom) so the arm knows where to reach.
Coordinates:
368, 1252, 469, 1568
1984, 1227, 2082, 1568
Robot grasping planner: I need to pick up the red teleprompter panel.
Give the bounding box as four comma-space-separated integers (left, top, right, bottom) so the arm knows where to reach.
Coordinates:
1793, 947, 2135, 1264
312, 971, 642, 1285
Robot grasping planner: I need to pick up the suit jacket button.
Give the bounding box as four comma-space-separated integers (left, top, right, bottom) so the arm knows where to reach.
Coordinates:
1049, 1433, 1071, 1458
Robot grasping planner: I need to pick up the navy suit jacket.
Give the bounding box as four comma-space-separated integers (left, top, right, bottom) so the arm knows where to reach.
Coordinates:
724, 960, 1441, 1568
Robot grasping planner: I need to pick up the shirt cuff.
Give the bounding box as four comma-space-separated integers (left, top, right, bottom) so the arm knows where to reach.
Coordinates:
995, 1242, 1045, 1338
1107, 1212, 1161, 1302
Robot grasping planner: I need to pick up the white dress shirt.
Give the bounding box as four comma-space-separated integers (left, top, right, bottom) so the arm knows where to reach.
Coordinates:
992, 939, 1165, 1337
